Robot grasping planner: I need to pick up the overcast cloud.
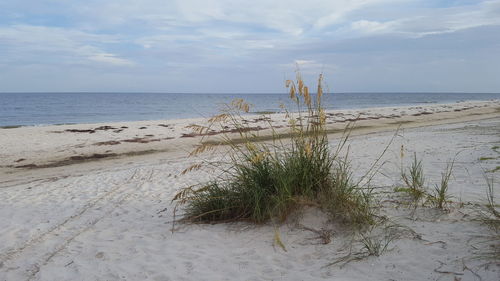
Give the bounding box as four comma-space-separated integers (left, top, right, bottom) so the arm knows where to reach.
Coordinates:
0, 0, 499, 92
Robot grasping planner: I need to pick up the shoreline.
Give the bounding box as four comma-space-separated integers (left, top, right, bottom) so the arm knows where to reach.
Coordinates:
1, 98, 499, 129
0, 100, 499, 178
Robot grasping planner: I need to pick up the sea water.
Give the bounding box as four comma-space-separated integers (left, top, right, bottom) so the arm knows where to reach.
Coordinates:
0, 92, 499, 127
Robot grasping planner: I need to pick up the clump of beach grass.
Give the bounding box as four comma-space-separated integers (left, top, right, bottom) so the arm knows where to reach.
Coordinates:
173, 71, 374, 228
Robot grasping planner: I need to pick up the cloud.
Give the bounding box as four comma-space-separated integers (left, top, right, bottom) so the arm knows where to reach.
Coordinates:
0, 25, 133, 67
346, 1, 500, 37
290, 60, 336, 74
350, 20, 393, 34
0, 0, 499, 92
87, 53, 135, 66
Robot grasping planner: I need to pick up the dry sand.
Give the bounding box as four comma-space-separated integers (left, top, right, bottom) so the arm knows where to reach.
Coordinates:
0, 100, 499, 280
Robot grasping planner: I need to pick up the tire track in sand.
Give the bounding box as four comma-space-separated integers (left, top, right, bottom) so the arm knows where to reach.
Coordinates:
0, 168, 154, 281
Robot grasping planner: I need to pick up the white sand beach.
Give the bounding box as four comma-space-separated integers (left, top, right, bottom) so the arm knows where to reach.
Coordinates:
1, 100, 499, 280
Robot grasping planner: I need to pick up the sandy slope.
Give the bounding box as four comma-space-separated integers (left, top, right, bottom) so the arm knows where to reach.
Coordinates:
0, 113, 499, 280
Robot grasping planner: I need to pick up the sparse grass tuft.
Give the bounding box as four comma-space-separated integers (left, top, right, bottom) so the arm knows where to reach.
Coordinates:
481, 177, 500, 231
397, 154, 456, 210
400, 152, 426, 201
326, 222, 406, 267
428, 161, 454, 209
476, 177, 500, 263
360, 232, 393, 257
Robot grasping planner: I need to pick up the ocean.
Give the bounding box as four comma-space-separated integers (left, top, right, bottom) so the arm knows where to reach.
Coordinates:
0, 92, 499, 127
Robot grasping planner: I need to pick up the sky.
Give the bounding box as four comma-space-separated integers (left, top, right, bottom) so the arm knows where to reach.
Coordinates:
0, 0, 499, 93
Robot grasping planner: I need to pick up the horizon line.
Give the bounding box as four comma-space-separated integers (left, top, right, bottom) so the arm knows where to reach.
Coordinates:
1, 91, 500, 95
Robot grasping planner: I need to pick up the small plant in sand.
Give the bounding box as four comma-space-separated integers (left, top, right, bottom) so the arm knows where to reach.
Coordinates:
398, 152, 426, 201
173, 71, 374, 228
359, 232, 393, 257
396, 151, 455, 210
428, 161, 454, 209
327, 222, 413, 267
